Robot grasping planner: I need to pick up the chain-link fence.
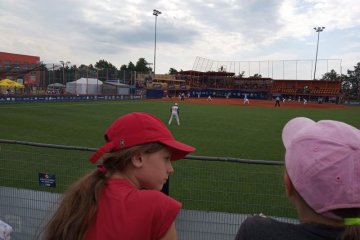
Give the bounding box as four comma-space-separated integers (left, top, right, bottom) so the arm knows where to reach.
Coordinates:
192, 56, 342, 80
0, 140, 297, 240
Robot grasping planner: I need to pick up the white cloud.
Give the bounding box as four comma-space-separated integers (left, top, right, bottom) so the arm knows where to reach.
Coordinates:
0, 0, 358, 76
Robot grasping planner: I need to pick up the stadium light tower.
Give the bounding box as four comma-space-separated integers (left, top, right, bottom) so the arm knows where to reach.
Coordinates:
313, 26, 325, 80
60, 60, 71, 85
153, 9, 161, 78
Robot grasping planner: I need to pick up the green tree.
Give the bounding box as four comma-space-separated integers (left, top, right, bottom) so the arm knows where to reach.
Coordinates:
343, 62, 360, 99
127, 62, 136, 71
77, 64, 97, 78
135, 58, 151, 73
341, 75, 351, 96
250, 73, 262, 78
168, 68, 178, 74
95, 59, 117, 71
120, 64, 127, 71
236, 71, 245, 78
321, 69, 341, 81
88, 64, 96, 71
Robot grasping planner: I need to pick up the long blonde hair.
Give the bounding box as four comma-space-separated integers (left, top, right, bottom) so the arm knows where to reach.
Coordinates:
42, 142, 165, 240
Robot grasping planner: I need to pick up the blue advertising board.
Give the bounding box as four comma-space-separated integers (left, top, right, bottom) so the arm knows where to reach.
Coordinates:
0, 94, 143, 104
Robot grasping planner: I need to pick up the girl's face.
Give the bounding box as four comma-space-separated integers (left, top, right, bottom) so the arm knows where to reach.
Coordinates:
135, 148, 174, 190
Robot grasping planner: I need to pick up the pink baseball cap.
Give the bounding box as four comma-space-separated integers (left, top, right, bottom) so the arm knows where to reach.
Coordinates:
90, 112, 195, 163
282, 117, 360, 219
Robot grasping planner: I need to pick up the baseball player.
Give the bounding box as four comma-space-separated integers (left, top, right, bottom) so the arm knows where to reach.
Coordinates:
275, 96, 281, 107
168, 102, 180, 125
243, 95, 249, 104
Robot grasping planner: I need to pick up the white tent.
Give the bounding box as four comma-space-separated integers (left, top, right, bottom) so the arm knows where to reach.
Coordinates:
66, 78, 103, 95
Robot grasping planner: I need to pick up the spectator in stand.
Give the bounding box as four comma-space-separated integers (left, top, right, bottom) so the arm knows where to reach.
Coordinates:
235, 117, 360, 240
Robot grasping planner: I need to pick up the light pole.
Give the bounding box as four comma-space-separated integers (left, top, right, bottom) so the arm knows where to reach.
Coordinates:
313, 26, 325, 80
60, 61, 71, 85
153, 9, 161, 79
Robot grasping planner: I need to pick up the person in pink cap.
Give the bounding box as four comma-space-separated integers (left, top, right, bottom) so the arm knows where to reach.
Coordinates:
43, 112, 195, 240
235, 117, 360, 240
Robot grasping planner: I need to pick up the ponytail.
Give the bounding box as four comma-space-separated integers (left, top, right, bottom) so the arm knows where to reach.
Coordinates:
43, 170, 106, 240
334, 209, 360, 240
340, 219, 360, 240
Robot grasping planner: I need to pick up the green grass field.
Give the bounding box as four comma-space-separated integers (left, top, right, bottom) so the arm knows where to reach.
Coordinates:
1, 100, 359, 218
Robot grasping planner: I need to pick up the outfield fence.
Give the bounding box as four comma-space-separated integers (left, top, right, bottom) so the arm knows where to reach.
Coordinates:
0, 139, 297, 240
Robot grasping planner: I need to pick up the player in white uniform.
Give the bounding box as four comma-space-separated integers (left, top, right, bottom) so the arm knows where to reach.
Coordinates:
168, 103, 180, 126
243, 95, 249, 104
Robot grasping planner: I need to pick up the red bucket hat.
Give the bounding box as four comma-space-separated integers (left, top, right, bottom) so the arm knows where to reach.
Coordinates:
90, 112, 195, 163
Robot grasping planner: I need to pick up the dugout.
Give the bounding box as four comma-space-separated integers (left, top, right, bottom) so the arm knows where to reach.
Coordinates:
146, 89, 164, 99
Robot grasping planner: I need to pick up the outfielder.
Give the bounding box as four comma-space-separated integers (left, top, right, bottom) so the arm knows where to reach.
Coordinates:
168, 102, 180, 126
243, 95, 249, 104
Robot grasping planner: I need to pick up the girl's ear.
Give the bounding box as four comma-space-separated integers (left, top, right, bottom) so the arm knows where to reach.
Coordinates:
131, 153, 143, 168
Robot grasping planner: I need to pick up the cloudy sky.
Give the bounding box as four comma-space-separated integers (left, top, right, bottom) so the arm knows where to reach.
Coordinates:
0, 0, 359, 79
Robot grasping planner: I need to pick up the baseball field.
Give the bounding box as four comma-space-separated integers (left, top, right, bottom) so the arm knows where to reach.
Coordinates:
0, 98, 359, 218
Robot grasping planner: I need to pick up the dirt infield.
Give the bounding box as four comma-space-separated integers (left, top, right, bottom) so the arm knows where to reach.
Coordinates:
156, 97, 346, 109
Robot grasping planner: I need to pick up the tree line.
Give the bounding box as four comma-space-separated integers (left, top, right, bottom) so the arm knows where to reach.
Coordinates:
67, 58, 178, 75
320, 62, 360, 100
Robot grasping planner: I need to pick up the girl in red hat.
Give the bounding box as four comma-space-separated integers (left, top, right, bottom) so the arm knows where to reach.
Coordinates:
43, 112, 195, 240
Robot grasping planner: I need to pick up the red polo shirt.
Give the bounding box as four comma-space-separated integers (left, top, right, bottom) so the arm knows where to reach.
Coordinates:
84, 178, 181, 240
